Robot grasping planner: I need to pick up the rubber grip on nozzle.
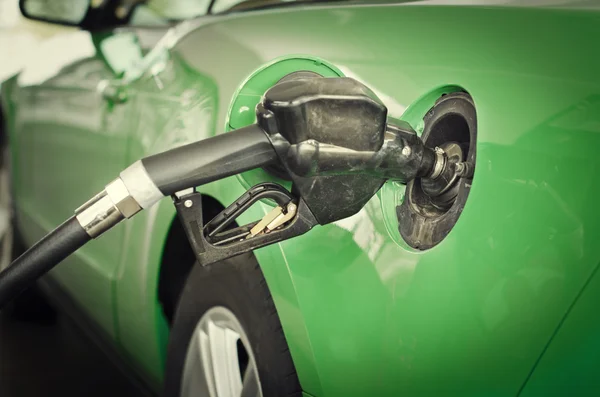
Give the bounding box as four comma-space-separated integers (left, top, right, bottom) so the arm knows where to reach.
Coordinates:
141, 124, 278, 196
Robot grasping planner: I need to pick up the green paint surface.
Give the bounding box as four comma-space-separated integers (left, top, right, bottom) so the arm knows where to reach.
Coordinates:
5, 2, 600, 396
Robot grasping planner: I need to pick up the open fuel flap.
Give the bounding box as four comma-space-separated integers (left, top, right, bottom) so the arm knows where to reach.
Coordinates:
227, 57, 477, 250
397, 92, 477, 250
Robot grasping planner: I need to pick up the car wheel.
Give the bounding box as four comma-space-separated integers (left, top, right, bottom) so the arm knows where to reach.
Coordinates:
163, 253, 302, 397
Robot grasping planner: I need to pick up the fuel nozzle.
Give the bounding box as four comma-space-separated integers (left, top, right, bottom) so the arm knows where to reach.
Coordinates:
257, 76, 448, 224
420, 142, 474, 210
282, 119, 440, 183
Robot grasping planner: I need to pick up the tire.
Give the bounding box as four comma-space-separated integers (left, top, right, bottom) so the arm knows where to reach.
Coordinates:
163, 253, 302, 397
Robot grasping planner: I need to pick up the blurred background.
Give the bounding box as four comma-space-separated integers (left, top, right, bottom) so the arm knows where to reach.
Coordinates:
0, 0, 73, 82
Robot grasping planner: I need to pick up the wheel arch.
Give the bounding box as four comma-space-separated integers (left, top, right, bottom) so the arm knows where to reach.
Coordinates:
122, 180, 324, 393
114, 179, 321, 392
157, 193, 228, 324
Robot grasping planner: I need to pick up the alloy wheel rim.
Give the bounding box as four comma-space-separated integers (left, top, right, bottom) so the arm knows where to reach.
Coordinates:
181, 306, 262, 397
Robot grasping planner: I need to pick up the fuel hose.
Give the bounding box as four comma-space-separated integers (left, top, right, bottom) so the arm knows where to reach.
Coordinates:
0, 217, 89, 306
0, 124, 278, 307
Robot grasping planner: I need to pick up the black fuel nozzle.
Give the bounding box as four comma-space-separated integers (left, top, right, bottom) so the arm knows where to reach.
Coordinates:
283, 119, 438, 182
176, 77, 455, 266
173, 77, 450, 266
256, 76, 444, 224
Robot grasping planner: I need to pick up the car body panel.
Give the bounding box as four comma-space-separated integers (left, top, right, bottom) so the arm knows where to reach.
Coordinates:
5, 22, 168, 338
519, 266, 600, 397
12, 29, 129, 338
8, 24, 170, 340
5, 2, 600, 396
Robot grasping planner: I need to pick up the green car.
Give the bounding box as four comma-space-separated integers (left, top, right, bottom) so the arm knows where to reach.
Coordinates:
3, 0, 600, 396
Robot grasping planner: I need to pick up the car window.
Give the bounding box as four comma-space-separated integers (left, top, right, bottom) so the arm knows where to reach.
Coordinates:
143, 0, 212, 21
129, 5, 172, 26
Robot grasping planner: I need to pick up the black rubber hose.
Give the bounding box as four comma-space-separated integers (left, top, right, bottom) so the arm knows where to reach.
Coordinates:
142, 124, 278, 196
0, 216, 90, 308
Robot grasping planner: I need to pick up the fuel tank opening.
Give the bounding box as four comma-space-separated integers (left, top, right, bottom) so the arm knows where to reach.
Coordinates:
397, 91, 477, 250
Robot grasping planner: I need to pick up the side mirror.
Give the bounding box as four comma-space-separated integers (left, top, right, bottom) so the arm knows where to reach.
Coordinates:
19, 0, 133, 30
